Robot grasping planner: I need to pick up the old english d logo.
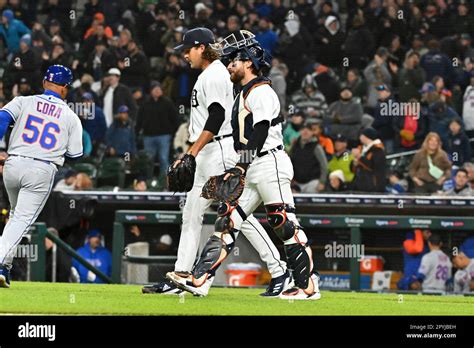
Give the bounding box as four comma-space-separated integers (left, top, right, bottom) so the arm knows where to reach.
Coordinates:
191, 89, 199, 107
238, 93, 249, 145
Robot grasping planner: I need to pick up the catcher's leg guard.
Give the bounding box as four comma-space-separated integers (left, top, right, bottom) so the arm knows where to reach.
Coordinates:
266, 204, 313, 290
192, 202, 246, 286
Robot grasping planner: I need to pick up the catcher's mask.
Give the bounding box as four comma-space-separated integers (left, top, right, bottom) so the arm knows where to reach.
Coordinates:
214, 30, 271, 70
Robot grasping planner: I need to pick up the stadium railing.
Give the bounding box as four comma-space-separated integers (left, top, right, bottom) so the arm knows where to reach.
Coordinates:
112, 210, 474, 290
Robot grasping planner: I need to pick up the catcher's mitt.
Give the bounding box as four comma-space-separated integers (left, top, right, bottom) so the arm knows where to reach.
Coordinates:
167, 154, 196, 192
201, 167, 245, 203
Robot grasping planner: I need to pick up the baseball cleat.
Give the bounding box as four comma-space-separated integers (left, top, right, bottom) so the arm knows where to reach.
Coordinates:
142, 280, 185, 295
166, 271, 212, 297
260, 270, 292, 297
0, 267, 11, 288
279, 273, 321, 300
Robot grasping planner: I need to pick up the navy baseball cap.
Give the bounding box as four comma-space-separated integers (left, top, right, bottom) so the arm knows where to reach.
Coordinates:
174, 27, 215, 50
87, 229, 102, 238
118, 105, 129, 113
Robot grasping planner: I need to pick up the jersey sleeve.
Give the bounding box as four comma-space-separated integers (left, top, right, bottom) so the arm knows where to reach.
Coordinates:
66, 113, 84, 158
417, 254, 432, 277
203, 74, 228, 109
1, 96, 23, 121
245, 85, 280, 126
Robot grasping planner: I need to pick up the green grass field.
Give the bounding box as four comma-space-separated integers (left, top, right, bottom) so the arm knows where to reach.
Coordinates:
1, 282, 473, 316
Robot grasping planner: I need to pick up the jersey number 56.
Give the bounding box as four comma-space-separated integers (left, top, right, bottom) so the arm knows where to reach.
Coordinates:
22, 114, 60, 149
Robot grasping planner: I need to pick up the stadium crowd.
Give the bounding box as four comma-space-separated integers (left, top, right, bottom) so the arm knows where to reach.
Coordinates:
0, 0, 473, 195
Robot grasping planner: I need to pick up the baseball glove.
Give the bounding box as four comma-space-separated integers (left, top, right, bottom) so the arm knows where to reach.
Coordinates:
167, 154, 196, 192
201, 167, 245, 203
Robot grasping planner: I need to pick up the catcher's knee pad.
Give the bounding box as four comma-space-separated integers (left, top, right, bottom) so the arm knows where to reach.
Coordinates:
193, 230, 237, 285
266, 204, 307, 244
215, 202, 247, 233
285, 243, 313, 289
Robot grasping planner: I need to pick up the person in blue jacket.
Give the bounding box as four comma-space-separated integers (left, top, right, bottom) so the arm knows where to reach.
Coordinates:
106, 105, 136, 157
397, 229, 431, 290
72, 230, 112, 284
0, 9, 31, 55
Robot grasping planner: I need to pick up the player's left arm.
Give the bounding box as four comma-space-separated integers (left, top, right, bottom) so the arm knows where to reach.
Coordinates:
66, 115, 84, 159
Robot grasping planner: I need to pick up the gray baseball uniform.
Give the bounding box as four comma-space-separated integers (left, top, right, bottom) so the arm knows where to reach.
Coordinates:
0, 92, 83, 268
454, 259, 474, 293
418, 249, 452, 291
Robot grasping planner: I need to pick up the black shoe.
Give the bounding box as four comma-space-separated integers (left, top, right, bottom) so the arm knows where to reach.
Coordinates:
0, 266, 10, 288
142, 280, 184, 295
260, 270, 291, 297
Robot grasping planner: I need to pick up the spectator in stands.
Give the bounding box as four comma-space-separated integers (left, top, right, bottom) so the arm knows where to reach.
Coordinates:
0, 9, 30, 55
386, 170, 408, 194
325, 83, 363, 145
255, 17, 278, 55
420, 39, 455, 88
74, 173, 93, 190
136, 81, 179, 178
289, 123, 328, 193
54, 169, 78, 191
326, 169, 347, 192
351, 127, 386, 192
83, 12, 113, 40
398, 51, 425, 103
452, 252, 474, 293
343, 15, 375, 70
106, 105, 137, 157
408, 132, 452, 194
412, 234, 452, 292
309, 121, 334, 158
393, 97, 427, 152
312, 63, 340, 104
314, 16, 344, 69
7, 35, 41, 91
83, 129, 93, 157
72, 230, 112, 284
450, 2, 474, 37
85, 39, 116, 81
344, 68, 367, 103
372, 84, 395, 154
427, 100, 459, 143
133, 177, 148, 192
118, 39, 150, 91
462, 71, 474, 139
444, 118, 471, 167
80, 92, 107, 151
328, 134, 355, 184
364, 47, 392, 109
290, 73, 328, 120
398, 229, 431, 290
283, 109, 306, 151
269, 58, 288, 114
173, 120, 191, 157
442, 168, 473, 196
102, 68, 138, 127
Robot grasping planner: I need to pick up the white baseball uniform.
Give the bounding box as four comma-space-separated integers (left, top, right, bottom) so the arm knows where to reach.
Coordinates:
175, 60, 286, 277
418, 249, 452, 291
0, 91, 83, 268
454, 259, 474, 293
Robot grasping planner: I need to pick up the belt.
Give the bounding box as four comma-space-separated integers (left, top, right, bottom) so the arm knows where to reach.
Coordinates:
211, 133, 232, 143
10, 154, 56, 167
257, 144, 284, 157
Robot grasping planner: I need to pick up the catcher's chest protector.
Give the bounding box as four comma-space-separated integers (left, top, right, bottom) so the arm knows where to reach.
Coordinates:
231, 77, 272, 151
